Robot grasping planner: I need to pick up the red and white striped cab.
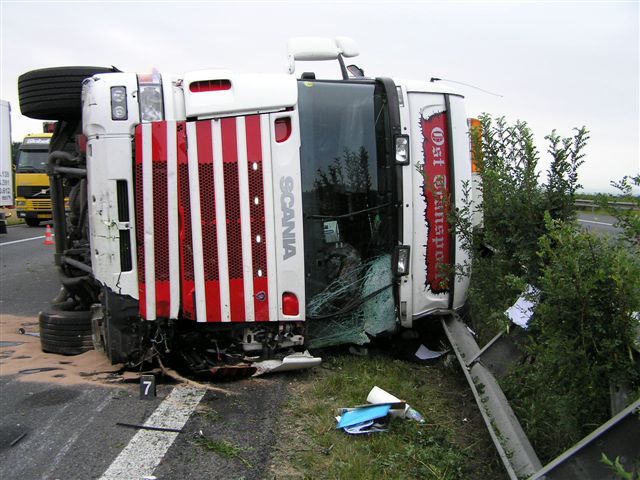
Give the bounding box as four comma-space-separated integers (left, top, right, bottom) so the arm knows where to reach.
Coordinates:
133, 111, 304, 324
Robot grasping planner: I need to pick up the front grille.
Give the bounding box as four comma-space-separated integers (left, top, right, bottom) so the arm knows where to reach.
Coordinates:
116, 180, 129, 222
119, 231, 133, 272
29, 199, 52, 210
17, 186, 50, 198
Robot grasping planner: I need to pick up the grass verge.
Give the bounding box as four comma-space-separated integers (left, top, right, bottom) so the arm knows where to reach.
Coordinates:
271, 351, 505, 480
194, 435, 252, 468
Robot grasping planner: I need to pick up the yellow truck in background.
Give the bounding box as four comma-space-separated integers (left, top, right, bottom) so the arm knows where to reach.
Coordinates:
15, 131, 53, 226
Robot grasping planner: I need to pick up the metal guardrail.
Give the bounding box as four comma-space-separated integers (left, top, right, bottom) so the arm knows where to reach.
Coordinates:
442, 313, 640, 480
442, 315, 541, 479
575, 199, 639, 211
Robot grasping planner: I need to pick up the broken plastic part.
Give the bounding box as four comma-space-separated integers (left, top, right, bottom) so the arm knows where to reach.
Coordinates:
252, 351, 322, 376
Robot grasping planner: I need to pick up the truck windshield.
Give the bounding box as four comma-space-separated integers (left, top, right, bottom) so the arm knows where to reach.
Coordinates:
298, 80, 396, 303
16, 150, 49, 173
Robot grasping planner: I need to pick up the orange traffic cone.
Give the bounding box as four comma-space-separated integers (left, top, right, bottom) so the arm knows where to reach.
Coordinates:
44, 224, 54, 245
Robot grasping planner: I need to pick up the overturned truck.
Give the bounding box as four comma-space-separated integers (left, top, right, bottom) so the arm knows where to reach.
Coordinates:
18, 38, 479, 369
20, 38, 637, 480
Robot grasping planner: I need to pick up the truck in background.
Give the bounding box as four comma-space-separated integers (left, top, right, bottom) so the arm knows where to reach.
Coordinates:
14, 127, 54, 227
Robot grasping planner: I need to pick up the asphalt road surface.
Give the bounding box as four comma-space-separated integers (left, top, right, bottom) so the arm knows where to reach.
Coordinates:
0, 223, 60, 317
0, 224, 291, 480
576, 211, 621, 236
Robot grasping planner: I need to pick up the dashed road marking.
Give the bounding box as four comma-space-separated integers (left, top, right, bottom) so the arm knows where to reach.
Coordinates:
578, 219, 614, 226
0, 235, 46, 246
99, 386, 206, 480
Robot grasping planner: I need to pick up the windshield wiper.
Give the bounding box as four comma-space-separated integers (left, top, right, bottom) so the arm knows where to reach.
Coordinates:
305, 202, 393, 221
17, 166, 46, 173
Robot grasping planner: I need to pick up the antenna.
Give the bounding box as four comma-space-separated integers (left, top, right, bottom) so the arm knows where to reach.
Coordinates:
430, 77, 503, 97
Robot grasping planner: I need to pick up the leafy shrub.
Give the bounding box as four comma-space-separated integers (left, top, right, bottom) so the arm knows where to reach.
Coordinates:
502, 218, 640, 460
461, 115, 588, 339
456, 115, 639, 462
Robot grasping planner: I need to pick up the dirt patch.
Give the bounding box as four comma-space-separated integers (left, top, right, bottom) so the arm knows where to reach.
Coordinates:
0, 313, 122, 386
0, 313, 233, 397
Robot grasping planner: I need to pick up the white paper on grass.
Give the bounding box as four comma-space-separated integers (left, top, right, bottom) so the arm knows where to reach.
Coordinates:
505, 285, 539, 329
414, 344, 447, 360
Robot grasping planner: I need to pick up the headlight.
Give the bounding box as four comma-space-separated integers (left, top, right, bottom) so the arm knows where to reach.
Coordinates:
137, 72, 164, 123
16, 200, 26, 206
110, 86, 128, 120
395, 135, 410, 165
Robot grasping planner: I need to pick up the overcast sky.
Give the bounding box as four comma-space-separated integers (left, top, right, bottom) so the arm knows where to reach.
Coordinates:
1, 0, 638, 193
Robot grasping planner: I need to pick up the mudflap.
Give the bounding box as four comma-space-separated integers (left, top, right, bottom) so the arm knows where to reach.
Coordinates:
100, 288, 148, 365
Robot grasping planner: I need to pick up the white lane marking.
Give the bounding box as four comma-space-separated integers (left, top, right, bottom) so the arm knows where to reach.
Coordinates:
42, 395, 112, 478
578, 219, 614, 226
0, 235, 46, 246
99, 386, 206, 480
42, 431, 81, 479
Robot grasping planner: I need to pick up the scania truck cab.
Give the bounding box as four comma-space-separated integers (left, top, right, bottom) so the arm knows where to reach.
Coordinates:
18, 38, 477, 370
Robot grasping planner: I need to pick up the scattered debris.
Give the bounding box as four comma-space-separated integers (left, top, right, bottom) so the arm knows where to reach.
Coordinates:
344, 420, 388, 434
337, 404, 391, 429
10, 432, 27, 447
18, 367, 61, 375
367, 386, 425, 423
414, 344, 448, 361
336, 386, 426, 434
17, 328, 40, 337
505, 285, 539, 329
404, 406, 426, 423
116, 422, 182, 433
252, 351, 322, 376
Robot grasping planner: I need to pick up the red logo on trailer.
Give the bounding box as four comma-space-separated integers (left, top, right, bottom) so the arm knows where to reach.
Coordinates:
420, 110, 451, 294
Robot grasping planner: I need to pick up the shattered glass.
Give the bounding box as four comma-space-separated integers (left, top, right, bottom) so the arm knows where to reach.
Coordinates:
307, 254, 396, 348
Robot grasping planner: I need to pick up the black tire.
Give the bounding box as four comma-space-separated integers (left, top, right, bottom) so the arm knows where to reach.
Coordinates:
25, 218, 40, 227
39, 321, 92, 332
38, 343, 91, 356
18, 66, 117, 120
39, 309, 94, 355
39, 328, 92, 340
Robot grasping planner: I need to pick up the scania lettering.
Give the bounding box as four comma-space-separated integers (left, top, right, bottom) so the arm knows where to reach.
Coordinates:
280, 175, 296, 260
